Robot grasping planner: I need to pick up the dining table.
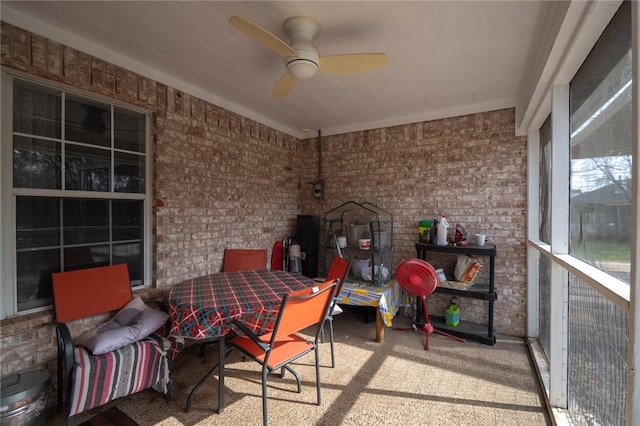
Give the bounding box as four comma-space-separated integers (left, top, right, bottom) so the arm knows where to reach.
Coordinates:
166, 269, 316, 414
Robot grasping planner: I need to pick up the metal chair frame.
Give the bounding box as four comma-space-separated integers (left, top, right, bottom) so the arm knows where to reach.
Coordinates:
227, 279, 337, 426
321, 255, 351, 367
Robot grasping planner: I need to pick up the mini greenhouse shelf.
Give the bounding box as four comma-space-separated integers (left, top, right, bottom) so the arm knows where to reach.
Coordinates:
322, 201, 393, 286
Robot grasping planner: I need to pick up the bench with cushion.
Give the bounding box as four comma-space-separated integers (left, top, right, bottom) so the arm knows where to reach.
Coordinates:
50, 263, 172, 425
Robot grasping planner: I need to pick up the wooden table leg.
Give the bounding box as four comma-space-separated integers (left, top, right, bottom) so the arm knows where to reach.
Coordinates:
375, 309, 384, 343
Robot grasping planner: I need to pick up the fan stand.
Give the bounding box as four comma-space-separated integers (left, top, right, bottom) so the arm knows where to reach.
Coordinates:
394, 293, 465, 351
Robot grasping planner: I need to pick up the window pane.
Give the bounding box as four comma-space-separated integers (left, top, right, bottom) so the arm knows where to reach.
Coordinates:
114, 242, 143, 285
65, 96, 111, 147
13, 80, 61, 139
13, 136, 62, 189
17, 248, 60, 311
114, 107, 145, 153
65, 144, 111, 191
63, 199, 109, 244
114, 152, 145, 193
539, 116, 552, 243
568, 274, 627, 425
113, 200, 142, 241
16, 197, 60, 249
538, 254, 551, 356
86, 245, 111, 266
64, 246, 109, 270
569, 2, 631, 283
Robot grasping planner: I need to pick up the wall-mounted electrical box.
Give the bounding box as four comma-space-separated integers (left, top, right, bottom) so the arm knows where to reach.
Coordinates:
313, 180, 324, 198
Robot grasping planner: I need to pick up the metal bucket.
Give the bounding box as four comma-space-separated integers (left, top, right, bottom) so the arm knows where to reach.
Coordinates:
1, 371, 50, 426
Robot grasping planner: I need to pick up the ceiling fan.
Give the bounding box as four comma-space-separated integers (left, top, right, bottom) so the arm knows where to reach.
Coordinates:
229, 15, 387, 98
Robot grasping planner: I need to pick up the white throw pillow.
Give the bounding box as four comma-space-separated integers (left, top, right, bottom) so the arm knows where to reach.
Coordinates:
75, 297, 168, 355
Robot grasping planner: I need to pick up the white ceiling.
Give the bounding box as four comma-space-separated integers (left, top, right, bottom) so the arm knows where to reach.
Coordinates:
1, 1, 560, 139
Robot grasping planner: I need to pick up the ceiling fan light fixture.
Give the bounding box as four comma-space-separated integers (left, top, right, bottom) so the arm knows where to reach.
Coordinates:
286, 58, 318, 79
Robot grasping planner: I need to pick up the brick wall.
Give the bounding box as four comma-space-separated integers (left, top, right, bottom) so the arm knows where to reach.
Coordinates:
0, 22, 527, 393
299, 113, 528, 336
152, 91, 301, 287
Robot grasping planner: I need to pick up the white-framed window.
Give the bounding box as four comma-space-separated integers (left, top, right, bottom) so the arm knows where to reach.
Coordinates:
569, 2, 632, 283
1, 72, 152, 318
527, 2, 635, 424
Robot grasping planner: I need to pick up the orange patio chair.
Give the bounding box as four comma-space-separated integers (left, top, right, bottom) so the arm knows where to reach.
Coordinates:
199, 248, 268, 358
51, 264, 171, 425
321, 255, 350, 367
223, 248, 267, 272
227, 279, 337, 426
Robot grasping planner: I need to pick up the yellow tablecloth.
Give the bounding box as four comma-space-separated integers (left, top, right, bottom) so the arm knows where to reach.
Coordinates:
337, 279, 411, 327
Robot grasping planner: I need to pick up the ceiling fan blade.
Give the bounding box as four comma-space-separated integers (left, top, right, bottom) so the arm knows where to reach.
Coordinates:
319, 53, 387, 74
229, 16, 299, 58
272, 73, 298, 98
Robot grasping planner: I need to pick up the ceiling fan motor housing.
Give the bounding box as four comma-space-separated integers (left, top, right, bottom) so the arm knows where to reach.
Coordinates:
284, 47, 319, 79
283, 16, 321, 79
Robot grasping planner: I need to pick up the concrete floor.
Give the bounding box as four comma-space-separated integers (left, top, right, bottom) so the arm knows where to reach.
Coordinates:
47, 305, 551, 425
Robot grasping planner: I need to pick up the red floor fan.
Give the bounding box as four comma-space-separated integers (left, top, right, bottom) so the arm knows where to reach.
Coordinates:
394, 258, 465, 350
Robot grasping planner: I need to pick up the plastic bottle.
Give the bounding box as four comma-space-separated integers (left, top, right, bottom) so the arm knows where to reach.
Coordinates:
445, 297, 460, 326
431, 218, 439, 244
418, 220, 431, 242
437, 215, 449, 246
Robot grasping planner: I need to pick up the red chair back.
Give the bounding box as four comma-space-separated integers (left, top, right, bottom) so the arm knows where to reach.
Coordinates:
272, 279, 337, 339
223, 249, 267, 272
52, 263, 132, 323
326, 255, 350, 297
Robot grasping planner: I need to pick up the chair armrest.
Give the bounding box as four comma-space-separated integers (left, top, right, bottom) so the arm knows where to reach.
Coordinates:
231, 320, 270, 351
326, 296, 344, 316
48, 321, 75, 413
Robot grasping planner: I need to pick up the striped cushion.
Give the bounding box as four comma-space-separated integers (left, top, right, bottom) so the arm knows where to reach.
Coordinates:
69, 334, 169, 416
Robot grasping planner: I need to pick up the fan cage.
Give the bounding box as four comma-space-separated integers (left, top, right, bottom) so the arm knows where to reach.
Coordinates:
395, 258, 438, 297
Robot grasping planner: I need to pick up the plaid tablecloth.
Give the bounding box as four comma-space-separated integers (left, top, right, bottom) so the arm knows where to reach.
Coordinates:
167, 270, 315, 341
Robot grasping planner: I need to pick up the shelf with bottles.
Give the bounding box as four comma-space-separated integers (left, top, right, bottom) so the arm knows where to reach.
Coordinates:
415, 242, 497, 345
322, 201, 393, 286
